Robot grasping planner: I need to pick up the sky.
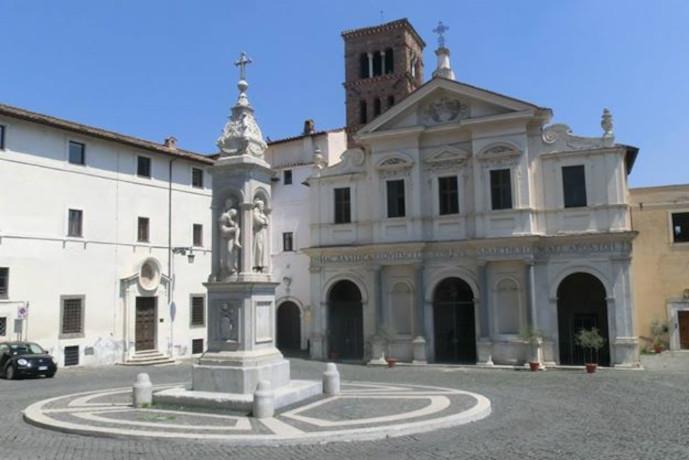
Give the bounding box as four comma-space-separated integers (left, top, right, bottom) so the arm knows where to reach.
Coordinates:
1, 0, 687, 187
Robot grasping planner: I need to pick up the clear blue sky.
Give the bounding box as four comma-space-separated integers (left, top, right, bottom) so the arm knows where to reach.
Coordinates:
1, 0, 687, 187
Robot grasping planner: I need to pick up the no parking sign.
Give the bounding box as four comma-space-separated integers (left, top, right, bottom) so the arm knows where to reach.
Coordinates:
17, 304, 29, 319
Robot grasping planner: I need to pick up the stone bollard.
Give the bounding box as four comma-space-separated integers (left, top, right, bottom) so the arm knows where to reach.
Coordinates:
253, 380, 274, 418
322, 362, 340, 396
132, 373, 152, 408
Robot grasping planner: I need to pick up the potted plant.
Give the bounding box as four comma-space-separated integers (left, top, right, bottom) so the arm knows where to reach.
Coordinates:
519, 327, 543, 371
575, 328, 606, 374
650, 320, 669, 354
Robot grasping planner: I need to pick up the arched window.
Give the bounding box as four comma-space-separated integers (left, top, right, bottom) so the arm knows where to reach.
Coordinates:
387, 95, 395, 109
359, 53, 369, 78
384, 48, 394, 74
373, 98, 382, 117
372, 51, 382, 76
391, 282, 413, 335
359, 100, 368, 124
496, 279, 520, 335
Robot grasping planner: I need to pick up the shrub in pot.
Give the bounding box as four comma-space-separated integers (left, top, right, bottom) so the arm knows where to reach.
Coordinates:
575, 328, 606, 373
519, 327, 543, 371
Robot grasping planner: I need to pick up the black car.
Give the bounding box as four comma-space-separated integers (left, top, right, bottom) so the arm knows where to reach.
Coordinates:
0, 342, 57, 379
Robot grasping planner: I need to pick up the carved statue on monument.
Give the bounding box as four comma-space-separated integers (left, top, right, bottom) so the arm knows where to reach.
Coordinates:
252, 198, 269, 272
219, 198, 241, 277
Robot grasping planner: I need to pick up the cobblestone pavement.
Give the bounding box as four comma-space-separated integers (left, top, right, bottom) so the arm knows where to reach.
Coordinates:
2, 356, 689, 459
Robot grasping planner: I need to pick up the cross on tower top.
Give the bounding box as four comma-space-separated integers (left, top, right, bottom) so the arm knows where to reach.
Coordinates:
433, 21, 449, 49
234, 51, 252, 81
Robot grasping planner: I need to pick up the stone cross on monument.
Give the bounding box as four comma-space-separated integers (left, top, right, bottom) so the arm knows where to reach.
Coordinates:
234, 51, 252, 81
433, 21, 449, 49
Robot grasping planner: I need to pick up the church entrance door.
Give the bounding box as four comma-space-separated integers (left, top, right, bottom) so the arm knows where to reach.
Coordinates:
277, 301, 301, 353
135, 297, 157, 351
678, 311, 689, 350
557, 273, 610, 366
433, 278, 476, 363
327, 280, 364, 361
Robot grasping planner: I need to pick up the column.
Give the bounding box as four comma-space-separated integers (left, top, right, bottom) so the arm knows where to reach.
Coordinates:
611, 254, 639, 367
477, 261, 493, 365
367, 52, 374, 79
413, 264, 427, 363
368, 265, 387, 365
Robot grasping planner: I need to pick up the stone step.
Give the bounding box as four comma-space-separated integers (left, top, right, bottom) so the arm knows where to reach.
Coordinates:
121, 351, 175, 366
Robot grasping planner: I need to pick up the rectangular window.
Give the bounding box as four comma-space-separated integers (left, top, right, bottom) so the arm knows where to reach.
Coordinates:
0, 125, 5, 150
137, 217, 150, 242
137, 156, 151, 178
672, 212, 689, 243
283, 232, 294, 252
490, 169, 513, 210
0, 317, 6, 336
0, 268, 7, 298
193, 224, 203, 247
61, 297, 84, 337
562, 165, 587, 208
68, 209, 83, 237
64, 345, 79, 366
191, 167, 204, 188
386, 179, 406, 218
190, 296, 205, 327
334, 187, 352, 224
192, 338, 204, 354
438, 176, 459, 215
68, 141, 85, 165
283, 169, 293, 185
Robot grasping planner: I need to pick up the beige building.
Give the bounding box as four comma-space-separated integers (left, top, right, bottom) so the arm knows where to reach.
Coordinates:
630, 184, 689, 351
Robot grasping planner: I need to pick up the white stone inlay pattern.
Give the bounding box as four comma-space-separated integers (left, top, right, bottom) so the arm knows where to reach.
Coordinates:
23, 381, 491, 446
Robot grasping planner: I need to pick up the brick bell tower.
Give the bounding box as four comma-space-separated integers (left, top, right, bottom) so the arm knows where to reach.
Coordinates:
342, 18, 425, 147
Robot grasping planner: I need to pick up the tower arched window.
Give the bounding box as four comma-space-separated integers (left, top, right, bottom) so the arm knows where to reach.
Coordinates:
359, 100, 368, 124
384, 48, 394, 74
359, 53, 369, 78
373, 98, 382, 117
372, 51, 383, 77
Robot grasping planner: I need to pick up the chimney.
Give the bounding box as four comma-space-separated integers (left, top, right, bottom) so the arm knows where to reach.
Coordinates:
303, 119, 316, 136
164, 136, 177, 149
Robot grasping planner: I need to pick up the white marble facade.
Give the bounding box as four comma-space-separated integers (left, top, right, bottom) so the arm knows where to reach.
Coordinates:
306, 76, 639, 367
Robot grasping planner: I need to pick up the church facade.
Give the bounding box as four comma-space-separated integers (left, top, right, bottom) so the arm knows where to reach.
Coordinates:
303, 19, 640, 367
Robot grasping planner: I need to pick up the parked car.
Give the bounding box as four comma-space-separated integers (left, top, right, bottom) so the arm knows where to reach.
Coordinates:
0, 342, 57, 380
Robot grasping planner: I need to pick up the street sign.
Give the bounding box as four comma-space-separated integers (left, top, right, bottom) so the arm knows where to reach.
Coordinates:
169, 301, 177, 322
14, 318, 23, 335
17, 304, 29, 319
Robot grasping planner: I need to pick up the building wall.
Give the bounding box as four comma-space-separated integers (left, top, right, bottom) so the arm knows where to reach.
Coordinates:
0, 115, 212, 366
630, 185, 689, 350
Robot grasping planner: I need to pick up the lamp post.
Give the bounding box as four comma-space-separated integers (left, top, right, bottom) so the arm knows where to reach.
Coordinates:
169, 246, 196, 358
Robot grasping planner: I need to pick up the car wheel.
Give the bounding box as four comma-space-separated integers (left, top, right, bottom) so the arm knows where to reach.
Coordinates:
5, 365, 15, 380
46, 372, 55, 379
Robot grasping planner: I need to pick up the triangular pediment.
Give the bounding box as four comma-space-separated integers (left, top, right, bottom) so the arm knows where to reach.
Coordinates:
357, 78, 549, 138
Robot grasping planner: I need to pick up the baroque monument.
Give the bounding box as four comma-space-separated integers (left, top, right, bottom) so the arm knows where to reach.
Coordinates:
154, 52, 321, 413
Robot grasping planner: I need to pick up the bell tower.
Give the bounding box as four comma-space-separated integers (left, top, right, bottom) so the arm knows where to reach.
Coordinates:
342, 18, 425, 146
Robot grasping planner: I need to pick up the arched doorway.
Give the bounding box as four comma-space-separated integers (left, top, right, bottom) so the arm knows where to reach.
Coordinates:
327, 280, 364, 360
557, 272, 611, 366
433, 277, 476, 363
276, 301, 301, 353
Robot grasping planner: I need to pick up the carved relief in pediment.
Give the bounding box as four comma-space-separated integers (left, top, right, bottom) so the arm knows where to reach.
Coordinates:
478, 142, 522, 167
375, 154, 414, 178
423, 145, 470, 171
422, 96, 470, 125
542, 123, 608, 152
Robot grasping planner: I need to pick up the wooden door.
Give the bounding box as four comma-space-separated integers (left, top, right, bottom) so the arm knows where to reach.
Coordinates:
135, 297, 156, 351
679, 312, 689, 350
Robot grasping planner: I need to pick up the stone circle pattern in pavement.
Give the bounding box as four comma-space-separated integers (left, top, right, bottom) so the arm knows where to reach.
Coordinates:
23, 381, 491, 446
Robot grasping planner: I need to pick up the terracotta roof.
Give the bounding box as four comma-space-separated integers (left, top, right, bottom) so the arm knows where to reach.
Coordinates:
266, 128, 345, 147
341, 18, 426, 48
0, 103, 214, 165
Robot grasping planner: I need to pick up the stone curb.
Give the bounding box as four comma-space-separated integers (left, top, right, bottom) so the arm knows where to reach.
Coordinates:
23, 382, 492, 446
